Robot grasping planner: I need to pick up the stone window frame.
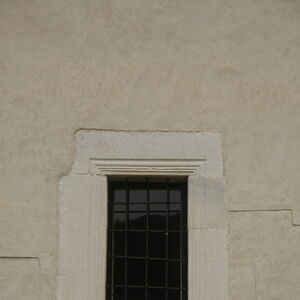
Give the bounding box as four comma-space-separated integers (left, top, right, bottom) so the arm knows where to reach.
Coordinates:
57, 130, 228, 300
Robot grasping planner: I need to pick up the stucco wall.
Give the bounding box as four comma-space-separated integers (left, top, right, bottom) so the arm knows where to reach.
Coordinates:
0, 0, 300, 299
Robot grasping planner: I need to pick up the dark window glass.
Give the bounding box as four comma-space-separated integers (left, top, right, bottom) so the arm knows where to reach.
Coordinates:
128, 287, 145, 300
128, 231, 146, 257
169, 203, 181, 211
127, 258, 146, 285
149, 203, 168, 211
106, 257, 112, 285
182, 262, 188, 288
148, 259, 165, 286
170, 189, 182, 202
129, 203, 147, 211
113, 204, 126, 211
129, 188, 147, 203
112, 287, 124, 300
113, 189, 126, 203
113, 231, 125, 256
149, 232, 165, 258
149, 288, 165, 300
106, 179, 187, 300
168, 290, 180, 300
168, 261, 180, 287
169, 212, 181, 230
149, 187, 167, 203
114, 258, 125, 285
114, 232, 125, 256
149, 212, 166, 230
112, 212, 125, 229
106, 287, 111, 300
168, 232, 181, 259
128, 212, 146, 229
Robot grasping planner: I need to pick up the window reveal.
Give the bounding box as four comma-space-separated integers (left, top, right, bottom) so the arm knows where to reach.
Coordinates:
106, 179, 188, 300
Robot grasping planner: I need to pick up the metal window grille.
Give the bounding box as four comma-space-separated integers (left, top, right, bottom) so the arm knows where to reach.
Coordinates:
106, 178, 188, 300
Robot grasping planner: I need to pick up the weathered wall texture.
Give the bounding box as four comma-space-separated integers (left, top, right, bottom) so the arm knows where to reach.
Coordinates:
0, 0, 299, 299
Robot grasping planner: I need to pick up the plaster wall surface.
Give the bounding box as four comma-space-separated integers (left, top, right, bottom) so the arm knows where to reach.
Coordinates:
0, 0, 300, 299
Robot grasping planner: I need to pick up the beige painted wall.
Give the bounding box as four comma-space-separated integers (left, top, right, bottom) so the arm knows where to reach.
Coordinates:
0, 0, 300, 299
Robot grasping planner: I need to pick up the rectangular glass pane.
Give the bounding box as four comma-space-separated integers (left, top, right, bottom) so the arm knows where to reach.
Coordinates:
113, 287, 124, 300
112, 212, 125, 229
168, 232, 181, 259
182, 262, 188, 288
149, 212, 166, 230
149, 232, 165, 258
127, 258, 146, 286
129, 203, 147, 211
113, 204, 126, 212
114, 231, 125, 256
128, 231, 146, 257
129, 188, 147, 203
113, 258, 125, 285
113, 189, 126, 203
168, 290, 180, 300
169, 212, 181, 230
148, 260, 165, 287
170, 189, 181, 202
169, 203, 181, 211
168, 261, 180, 287
149, 288, 165, 300
149, 187, 167, 203
128, 212, 146, 229
127, 288, 146, 300
149, 203, 167, 211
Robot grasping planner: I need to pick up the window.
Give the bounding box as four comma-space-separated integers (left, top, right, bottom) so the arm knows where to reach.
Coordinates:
106, 178, 187, 300
58, 131, 227, 300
